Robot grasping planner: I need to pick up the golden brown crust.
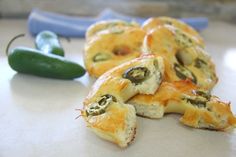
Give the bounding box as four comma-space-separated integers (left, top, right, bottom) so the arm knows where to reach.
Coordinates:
86, 20, 140, 41
142, 25, 218, 90
142, 17, 204, 47
84, 27, 146, 78
83, 101, 137, 147
85, 102, 128, 133
84, 54, 164, 106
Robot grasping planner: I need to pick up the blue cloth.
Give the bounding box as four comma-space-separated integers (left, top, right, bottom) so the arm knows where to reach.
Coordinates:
28, 8, 208, 38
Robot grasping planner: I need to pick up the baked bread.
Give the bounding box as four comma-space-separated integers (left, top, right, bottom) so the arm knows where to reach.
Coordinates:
84, 27, 146, 78
86, 20, 140, 41
142, 25, 218, 90
128, 80, 236, 130
80, 18, 235, 148
83, 96, 137, 147
82, 55, 164, 147
142, 16, 204, 47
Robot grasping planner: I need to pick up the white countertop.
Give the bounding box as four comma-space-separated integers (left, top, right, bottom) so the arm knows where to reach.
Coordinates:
0, 19, 236, 157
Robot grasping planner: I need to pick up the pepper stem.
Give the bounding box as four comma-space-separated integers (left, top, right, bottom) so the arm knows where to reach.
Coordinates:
6, 34, 25, 56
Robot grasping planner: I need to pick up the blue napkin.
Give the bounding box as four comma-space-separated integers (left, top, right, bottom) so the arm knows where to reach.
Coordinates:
28, 8, 208, 38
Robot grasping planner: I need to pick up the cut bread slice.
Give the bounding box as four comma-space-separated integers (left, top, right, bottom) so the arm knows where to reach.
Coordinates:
180, 96, 236, 130
83, 100, 136, 147
128, 80, 236, 131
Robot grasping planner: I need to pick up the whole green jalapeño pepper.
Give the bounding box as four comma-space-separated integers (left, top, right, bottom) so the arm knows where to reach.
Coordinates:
6, 34, 86, 79
35, 30, 65, 56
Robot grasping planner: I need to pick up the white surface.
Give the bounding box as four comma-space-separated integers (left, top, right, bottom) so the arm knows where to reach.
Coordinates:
0, 19, 236, 157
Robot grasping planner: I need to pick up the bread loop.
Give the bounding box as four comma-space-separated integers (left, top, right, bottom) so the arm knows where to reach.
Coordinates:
84, 27, 146, 78
142, 25, 218, 90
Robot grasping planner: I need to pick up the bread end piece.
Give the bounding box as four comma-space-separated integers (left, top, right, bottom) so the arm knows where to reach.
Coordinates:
83, 102, 137, 147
